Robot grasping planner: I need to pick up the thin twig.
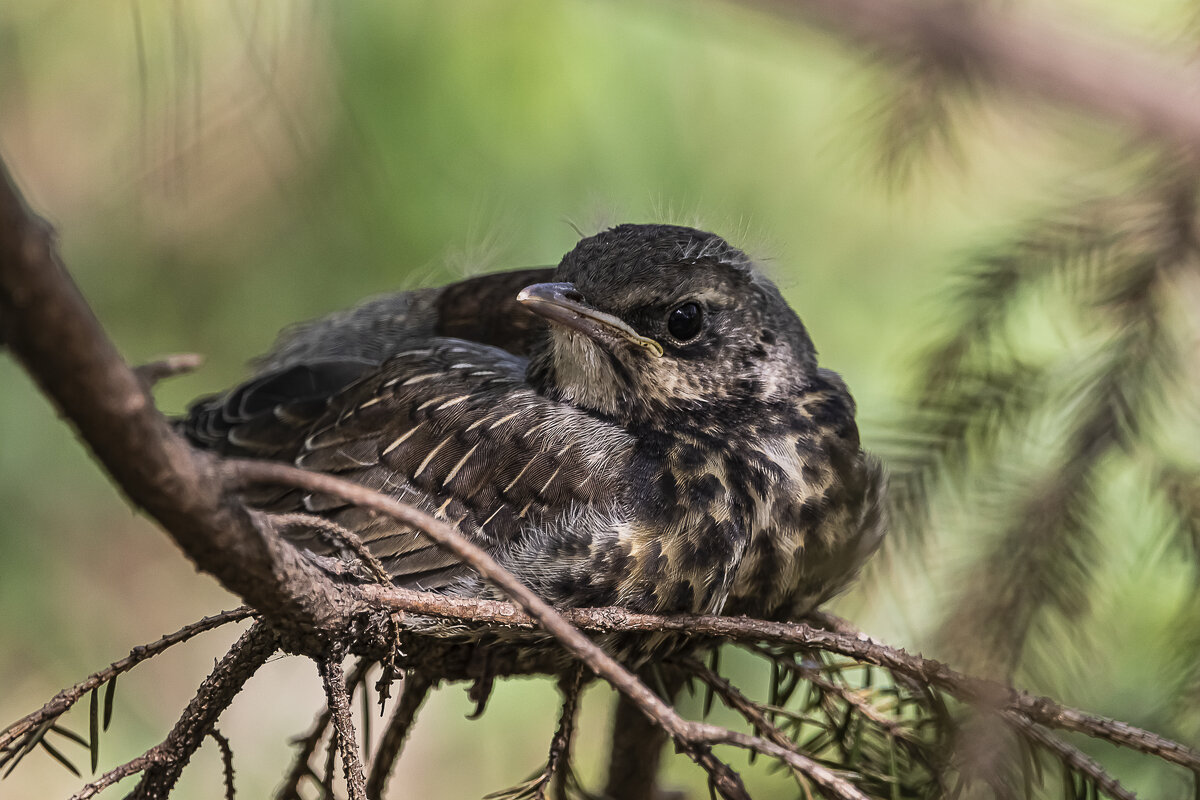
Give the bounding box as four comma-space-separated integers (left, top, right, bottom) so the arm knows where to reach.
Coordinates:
357, 589, 1200, 774
365, 671, 434, 800
208, 729, 236, 800
320, 658, 368, 800
539, 668, 585, 799
134, 353, 204, 386
1000, 711, 1137, 800
760, 648, 907, 737
128, 622, 279, 799
68, 751, 164, 800
275, 709, 331, 800
0, 608, 255, 754
269, 513, 390, 585
684, 658, 870, 800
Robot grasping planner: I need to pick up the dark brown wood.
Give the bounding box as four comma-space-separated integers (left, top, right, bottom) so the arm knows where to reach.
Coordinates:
604, 687, 669, 800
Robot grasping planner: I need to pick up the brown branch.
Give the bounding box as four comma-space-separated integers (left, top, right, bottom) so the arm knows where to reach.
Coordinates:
134, 354, 204, 387
207, 730, 235, 800
999, 712, 1136, 800
537, 668, 585, 800
762, 645, 1135, 799
0, 608, 255, 755
0, 145, 1186, 797
365, 671, 434, 800
684, 659, 870, 800
223, 459, 751, 800
0, 157, 746, 798
127, 622, 278, 799
319, 658, 367, 800
68, 752, 165, 800
604, 681, 671, 800
745, 0, 1200, 153
277, 659, 374, 800
0, 160, 354, 641
358, 591, 1200, 775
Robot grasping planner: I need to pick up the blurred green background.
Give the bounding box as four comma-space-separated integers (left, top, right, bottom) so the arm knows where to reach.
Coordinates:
1, 1, 1197, 798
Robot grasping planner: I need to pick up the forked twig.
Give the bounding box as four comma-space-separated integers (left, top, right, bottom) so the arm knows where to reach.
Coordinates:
127, 622, 278, 799
683, 658, 869, 800
487, 667, 587, 800
277, 658, 373, 800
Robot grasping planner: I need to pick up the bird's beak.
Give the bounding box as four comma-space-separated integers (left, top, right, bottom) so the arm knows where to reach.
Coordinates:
517, 282, 663, 357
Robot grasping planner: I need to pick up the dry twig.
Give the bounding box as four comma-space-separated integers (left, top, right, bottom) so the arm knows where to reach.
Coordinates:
277, 658, 373, 800
208, 729, 236, 800
319, 658, 368, 800
0, 608, 254, 757
684, 658, 870, 800
126, 623, 279, 799
365, 671, 434, 800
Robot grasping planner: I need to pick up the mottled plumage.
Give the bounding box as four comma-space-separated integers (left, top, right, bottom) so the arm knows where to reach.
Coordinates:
183, 224, 885, 624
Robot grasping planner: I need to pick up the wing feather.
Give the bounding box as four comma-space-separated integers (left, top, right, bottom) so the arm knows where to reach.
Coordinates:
183, 338, 633, 589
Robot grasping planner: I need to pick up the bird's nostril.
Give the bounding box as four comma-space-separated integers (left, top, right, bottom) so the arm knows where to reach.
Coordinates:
563, 289, 585, 303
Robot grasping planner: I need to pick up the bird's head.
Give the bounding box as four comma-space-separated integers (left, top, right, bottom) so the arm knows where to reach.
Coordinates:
521, 224, 818, 423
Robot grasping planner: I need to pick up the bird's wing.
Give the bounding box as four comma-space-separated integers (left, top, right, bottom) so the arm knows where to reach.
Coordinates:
254, 267, 555, 372
182, 339, 633, 589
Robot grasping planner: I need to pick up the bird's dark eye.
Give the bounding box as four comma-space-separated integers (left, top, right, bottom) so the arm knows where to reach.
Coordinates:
667, 302, 703, 341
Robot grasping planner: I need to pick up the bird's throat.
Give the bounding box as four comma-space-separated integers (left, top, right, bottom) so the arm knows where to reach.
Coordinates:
537, 330, 627, 418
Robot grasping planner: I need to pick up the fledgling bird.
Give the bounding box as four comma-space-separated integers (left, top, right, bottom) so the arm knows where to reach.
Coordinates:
183, 224, 885, 623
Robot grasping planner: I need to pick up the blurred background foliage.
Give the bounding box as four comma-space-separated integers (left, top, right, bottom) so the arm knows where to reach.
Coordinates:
1, 1, 1198, 798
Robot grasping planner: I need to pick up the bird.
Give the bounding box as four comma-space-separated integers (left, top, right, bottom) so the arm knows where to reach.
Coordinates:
182, 223, 885, 624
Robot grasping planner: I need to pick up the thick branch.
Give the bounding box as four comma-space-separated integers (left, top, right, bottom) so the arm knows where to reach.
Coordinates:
0, 161, 351, 641
750, 0, 1200, 152
0, 159, 744, 796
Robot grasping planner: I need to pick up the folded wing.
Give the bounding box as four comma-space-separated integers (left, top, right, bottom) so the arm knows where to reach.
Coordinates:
182, 338, 633, 590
